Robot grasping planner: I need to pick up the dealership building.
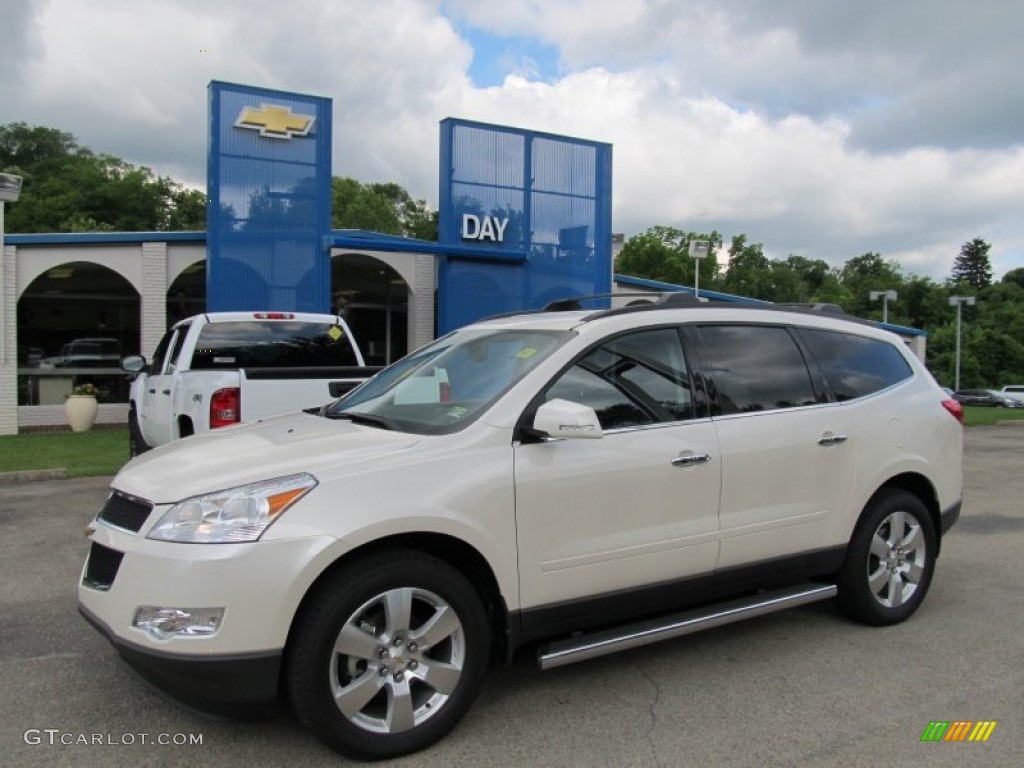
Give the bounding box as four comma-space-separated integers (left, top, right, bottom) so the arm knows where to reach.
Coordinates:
0, 81, 925, 435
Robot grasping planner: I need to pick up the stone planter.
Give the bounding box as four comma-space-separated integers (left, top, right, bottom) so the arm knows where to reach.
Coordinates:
65, 395, 99, 432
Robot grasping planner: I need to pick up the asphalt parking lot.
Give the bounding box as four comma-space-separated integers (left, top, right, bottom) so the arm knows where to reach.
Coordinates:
1, 426, 1021, 767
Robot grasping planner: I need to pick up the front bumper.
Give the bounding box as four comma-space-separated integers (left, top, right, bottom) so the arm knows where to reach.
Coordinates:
78, 515, 341, 715
80, 603, 280, 717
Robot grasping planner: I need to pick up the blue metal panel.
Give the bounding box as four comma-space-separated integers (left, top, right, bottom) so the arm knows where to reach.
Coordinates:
207, 81, 332, 312
438, 118, 612, 333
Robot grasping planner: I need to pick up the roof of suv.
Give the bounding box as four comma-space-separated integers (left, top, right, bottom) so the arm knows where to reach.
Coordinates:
474, 294, 886, 336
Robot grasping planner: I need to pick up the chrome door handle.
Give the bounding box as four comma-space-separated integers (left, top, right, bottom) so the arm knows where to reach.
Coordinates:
818, 433, 848, 446
671, 453, 712, 466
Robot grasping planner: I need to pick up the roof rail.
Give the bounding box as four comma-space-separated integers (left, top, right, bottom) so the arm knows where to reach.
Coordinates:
540, 291, 712, 312
485, 292, 865, 326
773, 302, 847, 315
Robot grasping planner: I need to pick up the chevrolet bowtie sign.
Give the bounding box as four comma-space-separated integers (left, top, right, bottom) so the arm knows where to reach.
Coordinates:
235, 104, 315, 140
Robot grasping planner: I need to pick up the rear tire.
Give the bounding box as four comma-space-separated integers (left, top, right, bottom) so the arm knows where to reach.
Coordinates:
837, 490, 936, 626
286, 551, 490, 760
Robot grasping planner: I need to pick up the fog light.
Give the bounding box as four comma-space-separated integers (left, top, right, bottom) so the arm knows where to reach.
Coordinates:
133, 606, 224, 640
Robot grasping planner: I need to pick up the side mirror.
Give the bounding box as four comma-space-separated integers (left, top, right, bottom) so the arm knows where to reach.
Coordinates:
532, 398, 603, 440
121, 355, 147, 374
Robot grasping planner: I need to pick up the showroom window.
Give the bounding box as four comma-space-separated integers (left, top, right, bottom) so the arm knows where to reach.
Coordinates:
17, 261, 139, 405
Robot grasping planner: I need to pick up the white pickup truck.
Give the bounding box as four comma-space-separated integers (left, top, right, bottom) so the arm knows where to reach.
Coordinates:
123, 311, 379, 455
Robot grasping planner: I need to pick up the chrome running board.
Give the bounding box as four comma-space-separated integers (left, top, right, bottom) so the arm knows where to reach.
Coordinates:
537, 583, 837, 670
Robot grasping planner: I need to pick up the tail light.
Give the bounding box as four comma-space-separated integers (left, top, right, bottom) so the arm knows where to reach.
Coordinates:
210, 387, 240, 428
941, 398, 964, 424
253, 312, 295, 320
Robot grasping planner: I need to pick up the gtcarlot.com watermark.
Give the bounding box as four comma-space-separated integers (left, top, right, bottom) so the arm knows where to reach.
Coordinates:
24, 729, 203, 746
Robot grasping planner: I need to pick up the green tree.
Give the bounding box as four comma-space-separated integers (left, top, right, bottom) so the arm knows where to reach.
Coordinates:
1001, 267, 1024, 290
951, 237, 993, 290
898, 275, 949, 330
331, 177, 437, 239
616, 227, 722, 289
838, 252, 906, 319
1, 122, 205, 232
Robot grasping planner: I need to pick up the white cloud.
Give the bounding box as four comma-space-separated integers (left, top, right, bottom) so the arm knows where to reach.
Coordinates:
2, 0, 1023, 279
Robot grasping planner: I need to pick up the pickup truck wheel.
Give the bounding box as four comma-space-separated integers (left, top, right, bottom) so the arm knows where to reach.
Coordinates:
128, 409, 149, 457
837, 490, 936, 626
287, 551, 490, 760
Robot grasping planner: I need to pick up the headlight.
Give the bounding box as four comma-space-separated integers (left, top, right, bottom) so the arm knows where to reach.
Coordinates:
147, 473, 317, 543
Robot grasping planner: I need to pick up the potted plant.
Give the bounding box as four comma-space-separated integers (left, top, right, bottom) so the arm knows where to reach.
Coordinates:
65, 382, 100, 432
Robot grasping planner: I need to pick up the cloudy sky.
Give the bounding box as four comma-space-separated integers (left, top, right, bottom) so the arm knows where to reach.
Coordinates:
3, 0, 1023, 279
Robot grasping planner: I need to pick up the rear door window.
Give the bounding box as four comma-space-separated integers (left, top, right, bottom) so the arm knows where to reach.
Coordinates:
697, 325, 817, 414
149, 330, 174, 375
797, 328, 913, 401
165, 324, 191, 374
191, 321, 358, 369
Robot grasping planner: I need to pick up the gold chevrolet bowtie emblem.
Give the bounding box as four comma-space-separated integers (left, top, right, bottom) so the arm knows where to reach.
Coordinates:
235, 104, 314, 139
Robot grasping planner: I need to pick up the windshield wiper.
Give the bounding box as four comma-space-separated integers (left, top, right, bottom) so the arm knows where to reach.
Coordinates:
326, 410, 401, 431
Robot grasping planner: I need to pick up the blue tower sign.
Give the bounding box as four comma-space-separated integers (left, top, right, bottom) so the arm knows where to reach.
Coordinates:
438, 118, 613, 333
206, 81, 333, 312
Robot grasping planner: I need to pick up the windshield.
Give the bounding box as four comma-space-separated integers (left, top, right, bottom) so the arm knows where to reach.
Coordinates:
325, 328, 572, 434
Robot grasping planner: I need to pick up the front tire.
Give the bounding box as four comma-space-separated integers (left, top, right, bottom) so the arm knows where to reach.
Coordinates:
837, 490, 937, 626
286, 551, 491, 761
128, 407, 149, 458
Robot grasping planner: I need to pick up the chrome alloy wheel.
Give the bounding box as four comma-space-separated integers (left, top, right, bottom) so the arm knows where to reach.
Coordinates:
328, 587, 466, 735
866, 510, 927, 609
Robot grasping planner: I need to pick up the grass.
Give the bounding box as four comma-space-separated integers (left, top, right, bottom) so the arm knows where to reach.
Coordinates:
0, 429, 130, 478
961, 405, 1024, 427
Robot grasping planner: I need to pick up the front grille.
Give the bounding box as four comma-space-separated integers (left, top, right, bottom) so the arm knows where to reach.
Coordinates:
98, 491, 152, 533
83, 542, 124, 591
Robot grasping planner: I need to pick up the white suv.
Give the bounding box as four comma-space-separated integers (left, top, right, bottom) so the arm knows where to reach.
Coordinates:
79, 296, 964, 760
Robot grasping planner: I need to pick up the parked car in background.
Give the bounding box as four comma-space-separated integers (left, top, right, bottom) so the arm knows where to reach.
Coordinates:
58, 337, 122, 368
953, 389, 1024, 408
1001, 385, 1024, 404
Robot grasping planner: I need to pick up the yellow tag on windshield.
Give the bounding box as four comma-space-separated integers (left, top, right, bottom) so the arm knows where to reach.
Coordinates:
327, 326, 343, 341
516, 348, 537, 359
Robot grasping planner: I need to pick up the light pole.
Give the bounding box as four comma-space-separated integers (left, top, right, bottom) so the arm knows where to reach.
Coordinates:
949, 295, 975, 391
869, 289, 898, 324
0, 173, 25, 365
689, 239, 709, 299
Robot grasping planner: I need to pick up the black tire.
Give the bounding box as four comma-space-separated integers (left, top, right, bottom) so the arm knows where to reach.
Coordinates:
128, 408, 150, 458
287, 550, 490, 761
837, 490, 937, 626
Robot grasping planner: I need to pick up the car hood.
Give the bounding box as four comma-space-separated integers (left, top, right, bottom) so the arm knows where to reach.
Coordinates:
113, 411, 421, 503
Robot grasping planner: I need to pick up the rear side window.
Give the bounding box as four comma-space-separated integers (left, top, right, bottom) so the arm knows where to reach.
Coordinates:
798, 328, 913, 401
698, 325, 817, 414
191, 321, 358, 369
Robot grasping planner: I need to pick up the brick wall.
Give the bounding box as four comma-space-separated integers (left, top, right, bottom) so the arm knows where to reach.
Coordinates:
0, 245, 17, 435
